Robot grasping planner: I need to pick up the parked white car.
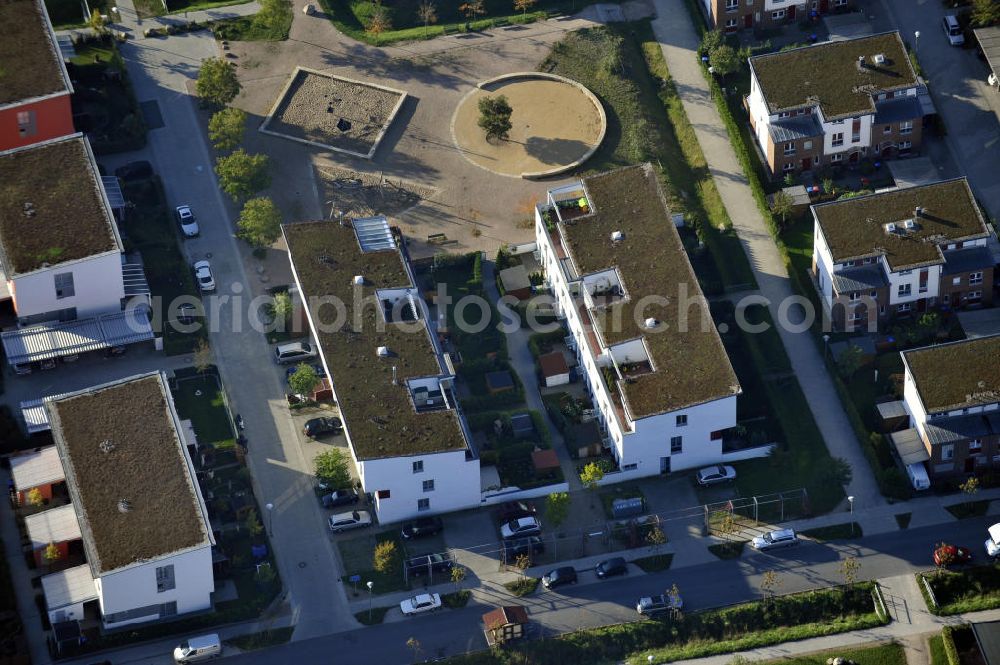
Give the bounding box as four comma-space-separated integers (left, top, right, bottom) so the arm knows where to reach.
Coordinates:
696, 464, 736, 486
400, 593, 442, 616
193, 260, 215, 292
751, 528, 799, 551
942, 14, 964, 46
175, 205, 200, 238
501, 516, 542, 540
985, 523, 1000, 558
328, 510, 372, 533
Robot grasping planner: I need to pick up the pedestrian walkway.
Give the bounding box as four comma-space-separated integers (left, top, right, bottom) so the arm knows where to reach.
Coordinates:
649, 0, 884, 509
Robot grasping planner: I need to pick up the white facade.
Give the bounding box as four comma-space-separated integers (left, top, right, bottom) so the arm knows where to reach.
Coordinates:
748, 72, 772, 154
535, 208, 738, 482
10, 251, 124, 323
96, 545, 214, 628
358, 450, 481, 524
813, 223, 837, 307
820, 113, 873, 156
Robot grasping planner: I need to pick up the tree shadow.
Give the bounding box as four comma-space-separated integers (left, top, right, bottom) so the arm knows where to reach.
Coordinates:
523, 136, 595, 167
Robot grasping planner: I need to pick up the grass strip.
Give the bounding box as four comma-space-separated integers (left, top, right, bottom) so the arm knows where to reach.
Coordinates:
919, 564, 1000, 615
224, 627, 294, 651
503, 578, 539, 597
632, 554, 673, 572
800, 522, 863, 542
354, 607, 391, 625
708, 541, 746, 560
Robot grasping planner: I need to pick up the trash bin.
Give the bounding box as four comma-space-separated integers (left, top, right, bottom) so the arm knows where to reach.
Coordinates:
612, 497, 645, 519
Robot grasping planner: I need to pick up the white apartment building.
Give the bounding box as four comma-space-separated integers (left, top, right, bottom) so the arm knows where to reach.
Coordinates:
811, 178, 994, 330
747, 32, 924, 178
283, 216, 481, 524
0, 134, 153, 369
534, 165, 741, 481
38, 373, 215, 629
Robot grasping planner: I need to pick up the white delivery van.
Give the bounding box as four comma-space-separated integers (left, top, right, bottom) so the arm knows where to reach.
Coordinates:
906, 462, 930, 491
173, 634, 221, 663
986, 524, 1000, 559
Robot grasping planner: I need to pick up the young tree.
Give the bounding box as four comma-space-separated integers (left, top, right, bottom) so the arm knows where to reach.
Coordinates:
288, 363, 320, 397
545, 492, 569, 528
216, 150, 271, 202
840, 555, 860, 586
513, 0, 536, 17
406, 637, 423, 663
255, 561, 276, 586
374, 540, 400, 574
196, 57, 241, 108
971, 0, 1000, 27
271, 291, 293, 327
26, 487, 44, 507
477, 95, 513, 143
450, 564, 467, 592
645, 526, 667, 553
193, 338, 213, 374
43, 542, 62, 568
700, 29, 725, 56
960, 476, 980, 508
237, 197, 283, 247
88, 8, 107, 34
365, 1, 392, 45
417, 0, 437, 36
513, 553, 531, 578
579, 462, 604, 491
770, 190, 794, 229
708, 44, 740, 78
759, 569, 781, 606
821, 176, 835, 197
314, 449, 352, 489
459, 0, 485, 24
837, 344, 864, 378
208, 107, 247, 154
934, 541, 956, 570
244, 508, 264, 538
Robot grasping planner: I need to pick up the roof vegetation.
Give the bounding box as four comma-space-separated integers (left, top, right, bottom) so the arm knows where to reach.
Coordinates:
813, 178, 988, 270
283, 221, 467, 460
47, 374, 209, 575
560, 164, 740, 418
0, 136, 118, 276
0, 0, 69, 105
904, 336, 1000, 414
751, 32, 917, 119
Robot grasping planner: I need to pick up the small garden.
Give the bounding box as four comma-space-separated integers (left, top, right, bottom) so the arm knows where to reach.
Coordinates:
919, 563, 1000, 615
68, 35, 146, 155
428, 252, 508, 366
45, 0, 108, 28
337, 532, 409, 595
211, 0, 293, 41
773, 642, 907, 665
470, 408, 563, 490
442, 582, 885, 664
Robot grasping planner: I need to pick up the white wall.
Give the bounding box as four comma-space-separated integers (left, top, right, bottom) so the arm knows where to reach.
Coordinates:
361, 450, 481, 524
11, 252, 124, 322
747, 72, 772, 154
813, 220, 836, 307
763, 0, 806, 9
98, 545, 214, 628
821, 112, 873, 156
883, 261, 941, 304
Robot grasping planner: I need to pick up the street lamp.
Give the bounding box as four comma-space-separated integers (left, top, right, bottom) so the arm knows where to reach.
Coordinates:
847, 495, 855, 535
914, 31, 920, 56
822, 334, 831, 361
265, 502, 274, 537
366, 581, 374, 622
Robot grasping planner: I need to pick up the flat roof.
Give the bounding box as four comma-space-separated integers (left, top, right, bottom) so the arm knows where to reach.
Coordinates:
25, 504, 82, 549
10, 446, 65, 492
41, 564, 97, 611
750, 32, 917, 119
0, 135, 120, 277
0, 0, 72, 107
558, 164, 740, 419
888, 428, 929, 465
283, 219, 467, 460
813, 178, 988, 270
902, 335, 1000, 414
1, 309, 154, 366
47, 373, 211, 575
974, 27, 1000, 78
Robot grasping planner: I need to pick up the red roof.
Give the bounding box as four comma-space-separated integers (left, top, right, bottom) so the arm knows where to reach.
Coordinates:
531, 448, 560, 471
538, 351, 569, 378
482, 605, 529, 630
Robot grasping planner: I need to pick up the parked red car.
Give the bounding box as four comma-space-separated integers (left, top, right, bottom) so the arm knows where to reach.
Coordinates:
934, 544, 973, 567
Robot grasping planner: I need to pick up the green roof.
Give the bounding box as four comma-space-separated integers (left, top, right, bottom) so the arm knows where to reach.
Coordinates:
283, 221, 467, 460
0, 0, 70, 106
750, 32, 917, 119
0, 136, 119, 276
812, 178, 988, 270
560, 165, 740, 419
47, 374, 210, 575
903, 336, 1000, 414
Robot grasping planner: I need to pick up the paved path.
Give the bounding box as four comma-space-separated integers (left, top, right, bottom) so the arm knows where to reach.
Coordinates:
649, 0, 884, 510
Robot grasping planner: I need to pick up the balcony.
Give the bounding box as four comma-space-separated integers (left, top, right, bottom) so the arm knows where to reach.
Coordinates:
582, 269, 626, 309
547, 182, 593, 223
617, 360, 653, 379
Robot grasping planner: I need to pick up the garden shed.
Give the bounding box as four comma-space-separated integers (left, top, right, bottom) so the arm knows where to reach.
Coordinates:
499, 266, 532, 300
538, 351, 569, 388
531, 449, 560, 475
568, 420, 603, 459
510, 413, 536, 439
486, 370, 515, 394
483, 605, 530, 646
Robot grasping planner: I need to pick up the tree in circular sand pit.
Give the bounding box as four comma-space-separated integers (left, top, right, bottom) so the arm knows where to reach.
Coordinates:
196, 57, 241, 108
477, 95, 513, 143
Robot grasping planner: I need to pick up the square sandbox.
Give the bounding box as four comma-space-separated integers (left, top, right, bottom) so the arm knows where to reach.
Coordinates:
260, 67, 407, 159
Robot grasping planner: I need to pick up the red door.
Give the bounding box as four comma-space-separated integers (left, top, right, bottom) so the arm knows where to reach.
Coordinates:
744, 13, 753, 28
801, 157, 812, 171
788, 5, 796, 19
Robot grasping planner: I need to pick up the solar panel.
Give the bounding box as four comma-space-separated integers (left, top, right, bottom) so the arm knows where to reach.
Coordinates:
353, 216, 396, 253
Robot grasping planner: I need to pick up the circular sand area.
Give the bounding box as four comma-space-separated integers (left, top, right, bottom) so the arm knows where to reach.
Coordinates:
451, 73, 606, 179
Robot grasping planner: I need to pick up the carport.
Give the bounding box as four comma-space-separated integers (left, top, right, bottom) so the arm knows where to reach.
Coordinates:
889, 428, 929, 466
1, 308, 154, 368
888, 157, 942, 189
974, 27, 1000, 88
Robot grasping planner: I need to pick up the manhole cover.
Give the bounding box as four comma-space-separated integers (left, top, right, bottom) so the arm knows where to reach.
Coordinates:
298, 561, 307, 568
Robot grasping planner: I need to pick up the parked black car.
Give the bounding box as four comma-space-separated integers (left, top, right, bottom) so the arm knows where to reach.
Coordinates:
114, 160, 152, 181
500, 536, 545, 563
497, 500, 536, 523
595, 557, 628, 579
304, 417, 342, 438
405, 553, 453, 578
541, 566, 577, 589
401, 517, 444, 540
319, 488, 359, 509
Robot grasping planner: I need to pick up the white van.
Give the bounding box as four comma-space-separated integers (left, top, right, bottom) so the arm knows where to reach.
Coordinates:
906, 462, 930, 491
173, 634, 221, 663
274, 341, 318, 364
942, 15, 964, 46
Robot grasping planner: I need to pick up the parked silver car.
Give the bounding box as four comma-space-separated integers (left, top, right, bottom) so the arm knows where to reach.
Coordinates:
696, 464, 736, 486
751, 528, 799, 551
328, 510, 372, 533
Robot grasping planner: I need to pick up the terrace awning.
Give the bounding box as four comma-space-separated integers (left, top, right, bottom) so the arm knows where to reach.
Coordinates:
2, 309, 153, 366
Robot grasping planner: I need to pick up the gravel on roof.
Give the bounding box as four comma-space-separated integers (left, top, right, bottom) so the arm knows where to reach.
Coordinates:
0, 0, 68, 106
903, 336, 1000, 414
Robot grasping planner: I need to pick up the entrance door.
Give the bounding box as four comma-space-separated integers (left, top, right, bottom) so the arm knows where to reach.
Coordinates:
744, 13, 752, 28
660, 457, 671, 474
965, 458, 976, 473
788, 4, 796, 19
801, 157, 812, 171
849, 151, 861, 164
916, 298, 927, 313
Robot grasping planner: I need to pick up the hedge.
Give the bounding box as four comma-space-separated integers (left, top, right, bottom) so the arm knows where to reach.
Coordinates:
942, 625, 963, 665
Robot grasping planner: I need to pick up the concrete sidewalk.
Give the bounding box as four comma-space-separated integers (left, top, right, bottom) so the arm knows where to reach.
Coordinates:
649, 0, 884, 510
57, 0, 260, 41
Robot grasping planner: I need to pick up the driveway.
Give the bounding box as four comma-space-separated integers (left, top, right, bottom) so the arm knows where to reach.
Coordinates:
875, 0, 1000, 219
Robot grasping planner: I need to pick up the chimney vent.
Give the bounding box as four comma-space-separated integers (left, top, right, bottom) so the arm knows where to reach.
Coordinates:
610, 231, 624, 243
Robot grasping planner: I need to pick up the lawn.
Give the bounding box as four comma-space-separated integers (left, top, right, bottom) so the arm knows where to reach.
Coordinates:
920, 563, 1000, 615
134, 0, 167, 17
708, 541, 746, 560
766, 642, 906, 665
68, 37, 146, 154
800, 522, 863, 542
632, 554, 673, 572
945, 500, 990, 520
45, 0, 108, 28
337, 532, 409, 594
503, 578, 539, 597
171, 374, 236, 445
211, 0, 292, 40
167, 0, 255, 12
430, 254, 507, 364
929, 634, 948, 665
224, 627, 294, 651
355, 606, 391, 625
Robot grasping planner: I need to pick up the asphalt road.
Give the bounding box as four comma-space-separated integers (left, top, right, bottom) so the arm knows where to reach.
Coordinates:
224, 518, 995, 665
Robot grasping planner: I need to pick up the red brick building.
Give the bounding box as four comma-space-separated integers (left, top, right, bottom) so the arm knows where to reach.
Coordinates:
701, 0, 854, 33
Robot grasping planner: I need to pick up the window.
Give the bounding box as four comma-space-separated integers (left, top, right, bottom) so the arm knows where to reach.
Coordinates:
54, 272, 74, 299
783, 142, 796, 155
417, 498, 430, 511
898, 284, 912, 297
918, 269, 928, 293
804, 140, 813, 150
778, 111, 791, 118
16, 111, 36, 138
725, 18, 738, 28
897, 303, 911, 313
849, 311, 864, 322
422, 479, 435, 492
377, 489, 390, 499
783, 162, 795, 172
877, 93, 887, 101
622, 463, 638, 471
971, 439, 983, 452
412, 460, 423, 473
967, 290, 983, 301
670, 436, 683, 454
851, 118, 862, 142
952, 276, 962, 286
849, 292, 860, 302
725, 0, 738, 8
676, 414, 688, 427
710, 429, 724, 440
884, 125, 892, 134
156, 565, 175, 593
970, 271, 983, 285
831, 132, 844, 147
943, 294, 950, 304
942, 445, 954, 461
772, 9, 785, 19
900, 140, 912, 150
830, 153, 844, 162
879, 305, 886, 315
870, 290, 878, 298
900, 120, 913, 135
